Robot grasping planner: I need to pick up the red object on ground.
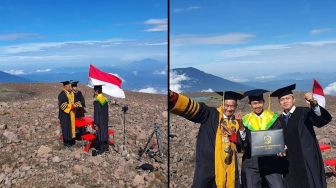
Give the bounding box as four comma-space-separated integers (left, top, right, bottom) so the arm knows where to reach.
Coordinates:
324, 159, 336, 166
81, 133, 96, 153
324, 158, 336, 175
108, 129, 114, 135
75, 116, 94, 128
319, 143, 331, 152
108, 129, 115, 145
108, 139, 115, 145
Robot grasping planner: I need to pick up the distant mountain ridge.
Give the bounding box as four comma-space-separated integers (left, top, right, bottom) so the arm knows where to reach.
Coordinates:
0, 59, 167, 92
171, 67, 253, 92
171, 67, 336, 93
0, 71, 33, 83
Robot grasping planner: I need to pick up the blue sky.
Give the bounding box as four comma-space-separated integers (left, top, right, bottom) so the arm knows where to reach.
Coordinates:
171, 0, 336, 81
0, 0, 167, 74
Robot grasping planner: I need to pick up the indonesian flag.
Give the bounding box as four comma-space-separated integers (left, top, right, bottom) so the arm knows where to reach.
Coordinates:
312, 79, 325, 108
88, 64, 125, 98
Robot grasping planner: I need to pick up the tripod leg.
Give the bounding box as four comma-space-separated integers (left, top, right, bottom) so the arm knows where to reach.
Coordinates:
140, 131, 155, 158
155, 127, 163, 158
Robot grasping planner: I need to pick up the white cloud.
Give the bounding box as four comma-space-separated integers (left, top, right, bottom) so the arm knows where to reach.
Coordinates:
218, 44, 290, 58
0, 39, 128, 54
144, 18, 167, 32
138, 87, 159, 94
170, 71, 190, 93
144, 19, 167, 25
173, 6, 201, 13
4, 69, 26, 75
143, 42, 168, 46
0, 38, 166, 66
36, 68, 51, 73
153, 70, 166, 75
172, 38, 336, 77
0, 33, 42, 41
310, 28, 333, 35
0, 55, 86, 62
173, 33, 254, 46
201, 88, 214, 92
324, 82, 336, 96
224, 76, 248, 83
254, 75, 276, 80
299, 40, 336, 46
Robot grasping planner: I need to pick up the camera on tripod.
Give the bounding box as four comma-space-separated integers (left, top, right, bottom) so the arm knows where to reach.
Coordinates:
122, 105, 128, 113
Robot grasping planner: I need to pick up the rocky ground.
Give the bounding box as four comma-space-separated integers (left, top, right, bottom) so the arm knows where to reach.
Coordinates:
0, 83, 168, 188
170, 92, 336, 187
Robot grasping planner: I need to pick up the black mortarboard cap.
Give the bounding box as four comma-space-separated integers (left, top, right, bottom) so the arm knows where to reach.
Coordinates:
270, 84, 296, 98
244, 89, 269, 102
216, 91, 245, 101
71, 81, 79, 87
60, 81, 71, 86
93, 85, 103, 92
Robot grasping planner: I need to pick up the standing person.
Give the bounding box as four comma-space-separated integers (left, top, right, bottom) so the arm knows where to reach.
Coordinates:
169, 90, 245, 188
72, 81, 86, 118
58, 81, 76, 147
270, 84, 332, 188
237, 89, 286, 188
93, 85, 109, 154
72, 81, 86, 139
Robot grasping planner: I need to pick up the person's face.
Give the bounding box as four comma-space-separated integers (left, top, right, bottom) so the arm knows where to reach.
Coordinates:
223, 100, 237, 117
250, 100, 264, 115
64, 84, 71, 92
72, 86, 77, 91
279, 94, 295, 111
93, 90, 98, 97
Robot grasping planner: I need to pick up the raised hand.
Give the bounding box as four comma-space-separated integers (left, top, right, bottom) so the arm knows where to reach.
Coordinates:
304, 92, 318, 107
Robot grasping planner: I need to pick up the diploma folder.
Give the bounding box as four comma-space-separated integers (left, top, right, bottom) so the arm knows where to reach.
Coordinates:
251, 129, 285, 157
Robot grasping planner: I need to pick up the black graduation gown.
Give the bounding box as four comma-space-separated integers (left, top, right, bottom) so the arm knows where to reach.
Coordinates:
74, 90, 86, 118
281, 106, 332, 188
58, 91, 73, 142
93, 100, 109, 143
177, 102, 240, 188
237, 118, 287, 188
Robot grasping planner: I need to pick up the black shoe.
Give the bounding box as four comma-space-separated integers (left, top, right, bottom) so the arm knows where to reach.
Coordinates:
70, 140, 76, 146
64, 142, 72, 148
103, 143, 109, 152
92, 149, 98, 156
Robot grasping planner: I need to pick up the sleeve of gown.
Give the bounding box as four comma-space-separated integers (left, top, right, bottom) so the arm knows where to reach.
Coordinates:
307, 106, 332, 128
169, 90, 211, 124
58, 92, 72, 114
236, 125, 250, 153
94, 101, 100, 125
80, 91, 86, 107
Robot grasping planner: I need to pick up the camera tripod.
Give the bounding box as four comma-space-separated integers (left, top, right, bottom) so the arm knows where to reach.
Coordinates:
139, 123, 164, 160
121, 105, 128, 151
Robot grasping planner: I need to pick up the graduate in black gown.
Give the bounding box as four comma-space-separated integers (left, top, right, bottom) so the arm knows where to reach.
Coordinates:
71, 81, 86, 118
169, 90, 245, 188
72, 81, 87, 139
58, 81, 77, 147
237, 89, 286, 188
93, 85, 109, 154
270, 84, 332, 188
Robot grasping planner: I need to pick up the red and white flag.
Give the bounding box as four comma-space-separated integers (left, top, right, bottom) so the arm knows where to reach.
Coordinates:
312, 79, 325, 108
88, 64, 125, 98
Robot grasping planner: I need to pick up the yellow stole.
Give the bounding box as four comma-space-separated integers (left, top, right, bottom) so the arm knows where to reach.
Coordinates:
63, 90, 75, 138
95, 94, 108, 106
242, 110, 278, 131
215, 107, 239, 188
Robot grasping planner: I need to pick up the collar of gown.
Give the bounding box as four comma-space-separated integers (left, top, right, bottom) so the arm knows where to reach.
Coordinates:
283, 105, 296, 115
